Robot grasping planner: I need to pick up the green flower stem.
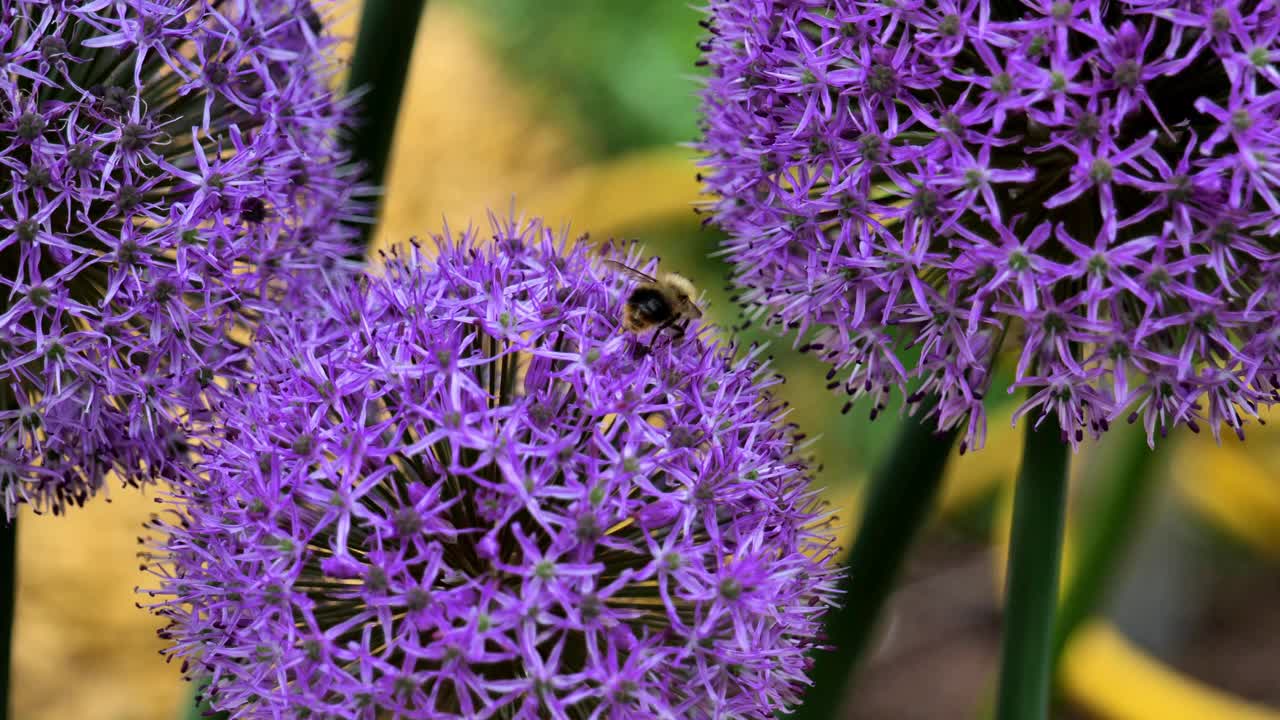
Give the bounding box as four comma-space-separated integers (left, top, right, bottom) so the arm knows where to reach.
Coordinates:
996, 413, 1070, 720
1052, 425, 1157, 662
182, 680, 226, 720
346, 0, 429, 254
795, 409, 959, 720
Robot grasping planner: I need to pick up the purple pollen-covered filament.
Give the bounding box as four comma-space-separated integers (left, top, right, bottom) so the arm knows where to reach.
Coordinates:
143, 217, 841, 719
0, 1, 361, 520
699, 0, 1280, 450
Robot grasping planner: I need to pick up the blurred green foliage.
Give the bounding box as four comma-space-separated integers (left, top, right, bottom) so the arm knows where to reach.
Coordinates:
460, 0, 706, 157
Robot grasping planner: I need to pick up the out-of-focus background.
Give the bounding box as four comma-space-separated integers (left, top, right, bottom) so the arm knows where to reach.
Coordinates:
12, 2, 1279, 719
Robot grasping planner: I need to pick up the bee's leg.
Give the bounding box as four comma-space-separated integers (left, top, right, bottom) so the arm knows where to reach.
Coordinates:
648, 317, 681, 354
632, 340, 650, 359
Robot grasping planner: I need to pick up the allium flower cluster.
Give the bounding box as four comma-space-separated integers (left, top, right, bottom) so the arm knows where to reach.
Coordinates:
699, 0, 1280, 449
0, 1, 360, 518
146, 218, 838, 719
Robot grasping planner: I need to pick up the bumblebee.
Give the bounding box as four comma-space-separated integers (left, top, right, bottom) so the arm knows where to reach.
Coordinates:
604, 260, 703, 342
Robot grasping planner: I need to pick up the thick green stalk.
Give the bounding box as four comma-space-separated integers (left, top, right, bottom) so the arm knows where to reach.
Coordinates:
995, 414, 1070, 720
1052, 425, 1158, 662
346, 0, 429, 254
794, 410, 959, 720
0, 515, 13, 720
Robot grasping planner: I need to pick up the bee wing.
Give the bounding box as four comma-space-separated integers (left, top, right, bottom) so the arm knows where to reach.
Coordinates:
687, 302, 704, 319
602, 259, 658, 284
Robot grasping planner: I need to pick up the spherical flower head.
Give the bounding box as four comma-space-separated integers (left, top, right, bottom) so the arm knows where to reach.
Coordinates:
0, 1, 361, 518
699, 0, 1280, 449
146, 217, 839, 719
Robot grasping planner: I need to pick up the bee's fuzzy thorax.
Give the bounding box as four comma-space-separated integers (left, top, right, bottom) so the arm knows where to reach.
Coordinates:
660, 272, 697, 298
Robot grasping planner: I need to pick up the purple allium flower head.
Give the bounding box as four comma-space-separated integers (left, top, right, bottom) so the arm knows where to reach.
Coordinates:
145, 217, 839, 719
0, 1, 361, 518
698, 0, 1280, 449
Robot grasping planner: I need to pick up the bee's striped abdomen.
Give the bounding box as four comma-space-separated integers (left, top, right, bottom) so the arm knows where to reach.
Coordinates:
625, 287, 674, 331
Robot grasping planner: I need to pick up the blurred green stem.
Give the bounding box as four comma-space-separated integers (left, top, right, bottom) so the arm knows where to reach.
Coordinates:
996, 414, 1069, 720
1052, 425, 1157, 662
183, 680, 226, 720
346, 0, 429, 254
795, 407, 959, 719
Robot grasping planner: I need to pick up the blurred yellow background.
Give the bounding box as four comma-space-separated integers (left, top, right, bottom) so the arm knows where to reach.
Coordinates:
10, 2, 1279, 719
